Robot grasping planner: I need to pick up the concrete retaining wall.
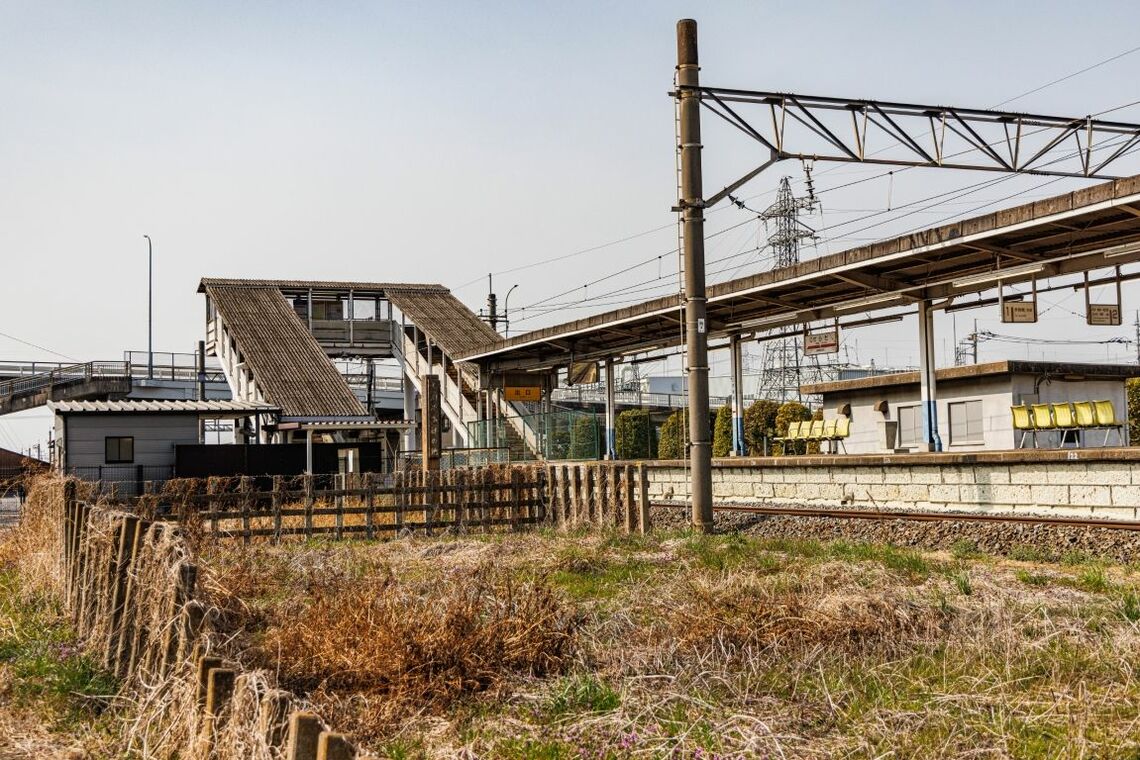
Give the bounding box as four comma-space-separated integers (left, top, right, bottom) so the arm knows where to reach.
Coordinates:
645, 449, 1140, 520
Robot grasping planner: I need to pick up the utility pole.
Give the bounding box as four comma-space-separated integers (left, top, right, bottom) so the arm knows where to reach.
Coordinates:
144, 234, 153, 379
484, 274, 499, 331
676, 19, 713, 532
1134, 310, 1140, 364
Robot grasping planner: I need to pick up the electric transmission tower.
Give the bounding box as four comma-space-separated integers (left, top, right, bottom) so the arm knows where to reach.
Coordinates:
754, 168, 833, 402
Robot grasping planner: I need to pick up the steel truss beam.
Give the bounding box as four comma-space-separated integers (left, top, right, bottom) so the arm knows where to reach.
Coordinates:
684, 87, 1140, 190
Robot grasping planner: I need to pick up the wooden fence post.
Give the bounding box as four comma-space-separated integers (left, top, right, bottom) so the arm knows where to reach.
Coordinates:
196, 655, 224, 709
104, 515, 140, 672
304, 475, 315, 539
240, 476, 253, 545
395, 472, 405, 534
199, 666, 236, 753
260, 690, 293, 749
364, 473, 375, 540
317, 732, 356, 760
286, 711, 323, 760
270, 476, 281, 540
624, 464, 635, 533
638, 463, 651, 535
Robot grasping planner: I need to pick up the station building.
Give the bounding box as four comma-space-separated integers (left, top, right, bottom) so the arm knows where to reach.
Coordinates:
801, 360, 1138, 454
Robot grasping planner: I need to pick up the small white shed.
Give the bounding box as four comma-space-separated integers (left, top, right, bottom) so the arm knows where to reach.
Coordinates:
50, 399, 279, 485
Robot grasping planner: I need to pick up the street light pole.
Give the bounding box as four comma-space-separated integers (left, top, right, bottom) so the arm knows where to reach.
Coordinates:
503, 284, 519, 337
143, 234, 153, 379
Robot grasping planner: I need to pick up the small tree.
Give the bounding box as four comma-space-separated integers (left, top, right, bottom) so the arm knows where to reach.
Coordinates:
1129, 378, 1140, 445
615, 409, 653, 459
658, 409, 688, 460
545, 412, 572, 460
773, 401, 812, 455
712, 404, 733, 457
743, 398, 780, 455
570, 414, 601, 459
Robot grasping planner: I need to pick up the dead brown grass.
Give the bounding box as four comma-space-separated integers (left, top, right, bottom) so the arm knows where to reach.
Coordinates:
202, 557, 580, 743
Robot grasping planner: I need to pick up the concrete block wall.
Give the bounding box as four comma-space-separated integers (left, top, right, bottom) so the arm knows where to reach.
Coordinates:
646, 451, 1140, 521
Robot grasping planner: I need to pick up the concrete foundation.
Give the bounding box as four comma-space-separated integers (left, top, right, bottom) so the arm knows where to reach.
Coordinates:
645, 449, 1140, 521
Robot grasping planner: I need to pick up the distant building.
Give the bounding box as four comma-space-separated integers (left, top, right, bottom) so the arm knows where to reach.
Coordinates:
0, 446, 47, 479
801, 361, 1138, 454
50, 399, 280, 491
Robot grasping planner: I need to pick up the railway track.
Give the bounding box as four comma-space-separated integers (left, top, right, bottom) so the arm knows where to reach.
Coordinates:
652, 501, 1140, 532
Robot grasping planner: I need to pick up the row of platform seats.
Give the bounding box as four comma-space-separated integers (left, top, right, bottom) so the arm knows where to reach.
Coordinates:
775, 417, 851, 454
1010, 400, 1125, 448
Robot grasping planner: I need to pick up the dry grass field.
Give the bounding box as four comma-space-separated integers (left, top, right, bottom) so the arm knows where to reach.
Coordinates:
190, 527, 1140, 759
3, 475, 1140, 759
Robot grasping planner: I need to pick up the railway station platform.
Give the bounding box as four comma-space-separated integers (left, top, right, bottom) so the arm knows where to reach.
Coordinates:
644, 447, 1140, 523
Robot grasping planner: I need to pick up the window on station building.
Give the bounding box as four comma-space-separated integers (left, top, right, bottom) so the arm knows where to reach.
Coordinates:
898, 405, 923, 447
949, 400, 984, 444
344, 297, 378, 321
105, 436, 134, 464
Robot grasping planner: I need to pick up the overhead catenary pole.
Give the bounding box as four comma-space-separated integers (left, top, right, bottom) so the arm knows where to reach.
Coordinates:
676, 19, 713, 531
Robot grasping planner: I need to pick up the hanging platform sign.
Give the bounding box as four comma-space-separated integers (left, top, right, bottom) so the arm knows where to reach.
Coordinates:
1001, 300, 1037, 323
504, 386, 542, 402
1088, 304, 1121, 326
1000, 279, 1038, 324
567, 361, 599, 386
1085, 268, 1123, 326
804, 324, 840, 356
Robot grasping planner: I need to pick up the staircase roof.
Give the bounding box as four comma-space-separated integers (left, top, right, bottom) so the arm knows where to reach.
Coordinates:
205, 285, 368, 418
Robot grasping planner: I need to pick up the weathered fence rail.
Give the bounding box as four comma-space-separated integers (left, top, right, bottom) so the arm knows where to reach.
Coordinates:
60, 481, 359, 759
86, 462, 651, 542
545, 462, 651, 534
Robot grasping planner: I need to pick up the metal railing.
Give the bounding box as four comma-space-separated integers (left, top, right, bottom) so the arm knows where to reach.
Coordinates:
0, 361, 132, 400
397, 446, 511, 470
64, 464, 176, 496
551, 386, 731, 409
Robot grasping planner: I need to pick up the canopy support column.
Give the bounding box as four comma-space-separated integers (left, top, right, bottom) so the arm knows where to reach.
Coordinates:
918, 299, 943, 452
730, 334, 745, 456
604, 356, 616, 459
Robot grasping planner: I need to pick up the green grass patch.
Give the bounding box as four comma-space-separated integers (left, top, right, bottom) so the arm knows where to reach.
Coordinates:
545, 675, 620, 716
0, 569, 117, 729
950, 539, 984, 560
1015, 569, 1050, 587
1009, 544, 1050, 563
827, 540, 933, 580
548, 555, 654, 600
951, 570, 972, 596
1121, 590, 1140, 622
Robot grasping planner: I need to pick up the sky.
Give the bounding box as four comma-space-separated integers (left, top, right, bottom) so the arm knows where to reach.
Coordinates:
3, 1, 1140, 452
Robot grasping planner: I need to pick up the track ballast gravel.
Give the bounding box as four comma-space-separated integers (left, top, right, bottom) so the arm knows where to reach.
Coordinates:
650, 504, 1140, 564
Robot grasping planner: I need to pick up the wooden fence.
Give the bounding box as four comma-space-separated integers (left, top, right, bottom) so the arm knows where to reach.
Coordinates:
545, 462, 651, 534
90, 462, 652, 541
112, 466, 547, 542
61, 481, 359, 759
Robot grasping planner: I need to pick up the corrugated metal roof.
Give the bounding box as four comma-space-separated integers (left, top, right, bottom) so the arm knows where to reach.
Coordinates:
801, 360, 1140, 396
299, 419, 417, 429
206, 285, 369, 418
48, 400, 280, 414
199, 278, 447, 294
386, 288, 501, 359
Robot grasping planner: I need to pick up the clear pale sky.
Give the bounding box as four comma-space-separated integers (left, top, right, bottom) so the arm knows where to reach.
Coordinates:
4, 1, 1140, 451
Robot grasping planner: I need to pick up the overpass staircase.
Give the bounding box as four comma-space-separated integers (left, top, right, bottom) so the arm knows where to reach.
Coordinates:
393, 324, 540, 459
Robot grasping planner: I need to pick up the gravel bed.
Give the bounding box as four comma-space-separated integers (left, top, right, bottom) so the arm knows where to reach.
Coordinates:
650, 503, 1140, 564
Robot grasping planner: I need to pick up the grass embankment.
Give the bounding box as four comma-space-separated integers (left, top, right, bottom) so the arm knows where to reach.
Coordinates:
199, 529, 1140, 759
0, 569, 116, 756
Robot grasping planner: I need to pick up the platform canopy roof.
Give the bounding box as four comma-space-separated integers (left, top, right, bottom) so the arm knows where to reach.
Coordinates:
47, 400, 280, 417
802, 360, 1140, 396
460, 175, 1140, 373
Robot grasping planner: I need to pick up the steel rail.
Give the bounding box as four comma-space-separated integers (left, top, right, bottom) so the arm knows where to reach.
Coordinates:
652, 501, 1140, 532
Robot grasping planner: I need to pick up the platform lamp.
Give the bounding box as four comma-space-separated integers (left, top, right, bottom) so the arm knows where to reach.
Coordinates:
143, 234, 153, 379
503, 284, 519, 337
